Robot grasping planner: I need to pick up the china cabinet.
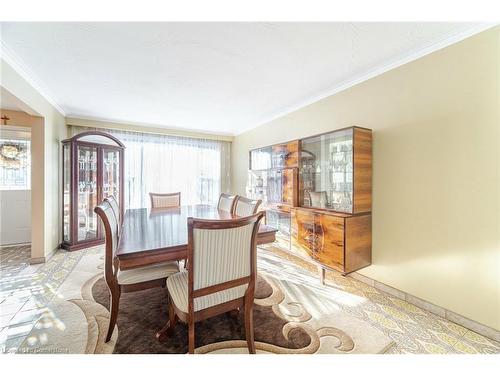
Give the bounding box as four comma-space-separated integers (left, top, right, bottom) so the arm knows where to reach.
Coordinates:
247, 126, 372, 278
61, 131, 125, 251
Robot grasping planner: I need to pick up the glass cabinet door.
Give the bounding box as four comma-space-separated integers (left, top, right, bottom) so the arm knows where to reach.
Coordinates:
77, 145, 98, 241
250, 146, 272, 170
265, 210, 291, 250
102, 148, 120, 217
246, 168, 296, 206
299, 128, 354, 213
62, 143, 71, 242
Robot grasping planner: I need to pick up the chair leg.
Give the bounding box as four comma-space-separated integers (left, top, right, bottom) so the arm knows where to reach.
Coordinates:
244, 296, 256, 354
168, 302, 178, 331
156, 300, 178, 342
106, 285, 121, 342
188, 321, 195, 354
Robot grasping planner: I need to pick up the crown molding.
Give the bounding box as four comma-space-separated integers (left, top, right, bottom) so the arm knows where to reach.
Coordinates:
1, 39, 66, 117
235, 22, 499, 136
66, 115, 234, 142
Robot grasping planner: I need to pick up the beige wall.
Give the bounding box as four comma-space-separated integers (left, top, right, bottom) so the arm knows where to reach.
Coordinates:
232, 27, 500, 330
1, 60, 67, 260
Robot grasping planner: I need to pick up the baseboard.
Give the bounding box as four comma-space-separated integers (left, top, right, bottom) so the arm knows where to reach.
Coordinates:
29, 246, 58, 265
0, 242, 31, 248
29, 256, 46, 264
349, 271, 500, 343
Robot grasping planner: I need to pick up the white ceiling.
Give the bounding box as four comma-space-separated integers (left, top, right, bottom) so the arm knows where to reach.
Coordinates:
0, 22, 490, 136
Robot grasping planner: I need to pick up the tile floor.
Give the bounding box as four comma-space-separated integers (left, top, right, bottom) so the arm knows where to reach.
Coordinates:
1, 243, 499, 354
0, 244, 100, 353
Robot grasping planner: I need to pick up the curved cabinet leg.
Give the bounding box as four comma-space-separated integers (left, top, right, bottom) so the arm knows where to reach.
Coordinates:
318, 265, 325, 285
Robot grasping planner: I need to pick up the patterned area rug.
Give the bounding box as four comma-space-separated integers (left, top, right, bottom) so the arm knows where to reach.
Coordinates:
91, 275, 313, 353
81, 270, 393, 354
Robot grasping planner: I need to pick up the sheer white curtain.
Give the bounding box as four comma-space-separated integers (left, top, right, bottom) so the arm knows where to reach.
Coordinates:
70, 127, 231, 208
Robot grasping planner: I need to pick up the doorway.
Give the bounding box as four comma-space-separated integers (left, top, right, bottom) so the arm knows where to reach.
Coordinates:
0, 125, 32, 246
1, 92, 45, 263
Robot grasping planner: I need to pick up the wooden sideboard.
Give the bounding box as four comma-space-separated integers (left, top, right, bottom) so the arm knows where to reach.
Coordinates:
247, 126, 372, 281
291, 208, 371, 277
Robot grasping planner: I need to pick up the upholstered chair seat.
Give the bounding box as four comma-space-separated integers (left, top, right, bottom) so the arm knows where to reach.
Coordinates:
117, 261, 180, 285
167, 271, 247, 313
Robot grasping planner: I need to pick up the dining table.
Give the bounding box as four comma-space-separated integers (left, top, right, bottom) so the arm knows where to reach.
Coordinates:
116, 204, 277, 270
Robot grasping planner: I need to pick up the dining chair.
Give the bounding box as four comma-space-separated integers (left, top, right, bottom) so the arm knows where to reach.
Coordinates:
95, 200, 180, 342
233, 196, 262, 217
217, 193, 237, 213
104, 195, 120, 230
159, 212, 264, 354
149, 192, 181, 209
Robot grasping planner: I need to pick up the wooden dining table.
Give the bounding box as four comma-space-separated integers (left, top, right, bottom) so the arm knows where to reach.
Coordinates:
116, 204, 277, 270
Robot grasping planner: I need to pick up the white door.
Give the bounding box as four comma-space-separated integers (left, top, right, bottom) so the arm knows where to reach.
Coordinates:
0, 190, 31, 245
0, 127, 32, 246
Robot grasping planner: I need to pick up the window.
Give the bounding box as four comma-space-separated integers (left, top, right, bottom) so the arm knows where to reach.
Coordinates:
0, 139, 31, 190
70, 127, 231, 208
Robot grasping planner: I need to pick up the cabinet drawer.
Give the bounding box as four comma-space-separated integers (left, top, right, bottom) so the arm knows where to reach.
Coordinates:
290, 209, 315, 259
314, 214, 344, 270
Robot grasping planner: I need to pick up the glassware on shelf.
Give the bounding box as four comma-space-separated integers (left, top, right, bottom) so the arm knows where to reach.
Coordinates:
300, 128, 354, 213
76, 146, 98, 241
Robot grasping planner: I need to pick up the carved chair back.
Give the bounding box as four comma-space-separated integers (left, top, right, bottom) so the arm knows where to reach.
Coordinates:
233, 196, 262, 217
94, 200, 120, 286
149, 192, 181, 208
217, 193, 237, 213
186, 212, 264, 316
104, 195, 120, 229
